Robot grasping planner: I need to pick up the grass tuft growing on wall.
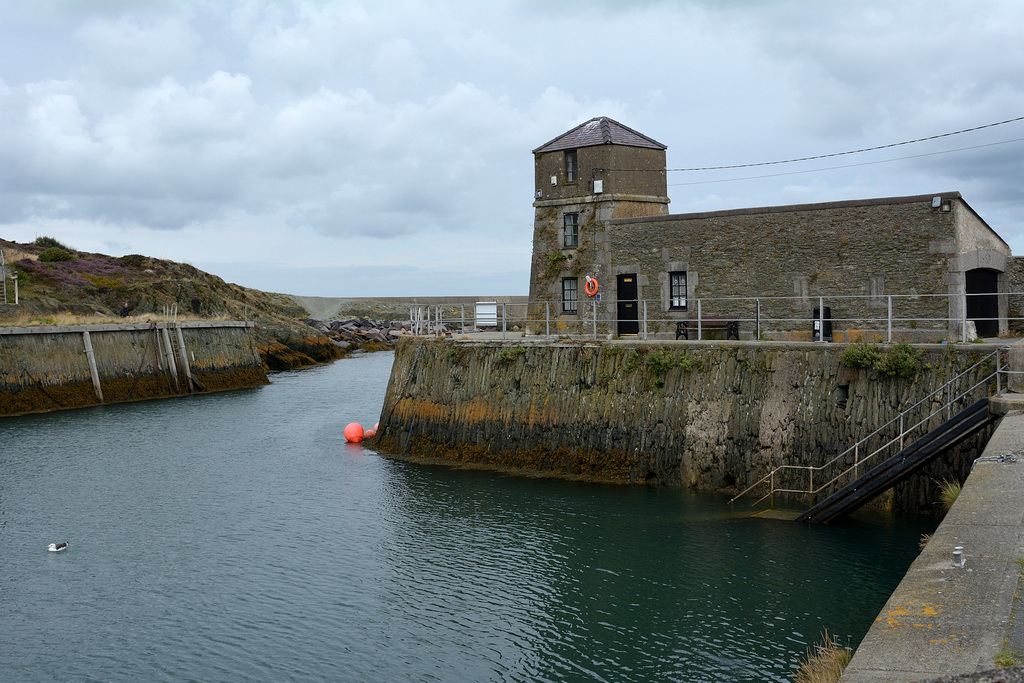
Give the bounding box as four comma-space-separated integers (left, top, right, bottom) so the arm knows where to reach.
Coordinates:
995, 649, 1020, 668
939, 479, 961, 510
793, 631, 852, 683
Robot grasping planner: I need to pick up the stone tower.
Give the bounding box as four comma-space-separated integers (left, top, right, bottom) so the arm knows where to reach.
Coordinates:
528, 117, 669, 331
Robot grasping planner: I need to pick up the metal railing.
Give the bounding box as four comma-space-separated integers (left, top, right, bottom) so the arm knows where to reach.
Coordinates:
0, 249, 15, 305
403, 291, 1023, 343
727, 348, 1006, 511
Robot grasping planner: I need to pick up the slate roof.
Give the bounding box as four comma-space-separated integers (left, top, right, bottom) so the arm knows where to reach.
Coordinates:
532, 117, 667, 154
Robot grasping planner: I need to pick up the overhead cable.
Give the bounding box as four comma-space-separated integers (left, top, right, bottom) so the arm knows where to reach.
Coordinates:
668, 114, 1024, 172
667, 136, 1024, 187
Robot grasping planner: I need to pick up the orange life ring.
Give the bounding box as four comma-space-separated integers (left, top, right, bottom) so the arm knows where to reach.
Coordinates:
584, 277, 599, 297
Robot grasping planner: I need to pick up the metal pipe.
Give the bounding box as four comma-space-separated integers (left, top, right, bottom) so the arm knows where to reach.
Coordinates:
962, 291, 968, 343
887, 295, 892, 343
818, 296, 825, 343
755, 298, 760, 340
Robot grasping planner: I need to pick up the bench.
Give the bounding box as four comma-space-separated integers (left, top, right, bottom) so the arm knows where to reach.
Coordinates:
676, 317, 739, 340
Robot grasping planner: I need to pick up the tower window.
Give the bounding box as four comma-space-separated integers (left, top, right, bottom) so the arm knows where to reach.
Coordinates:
565, 150, 578, 183
562, 277, 578, 313
670, 271, 687, 310
563, 213, 579, 248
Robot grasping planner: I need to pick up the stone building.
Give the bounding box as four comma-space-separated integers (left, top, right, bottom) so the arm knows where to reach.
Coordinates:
528, 117, 1012, 341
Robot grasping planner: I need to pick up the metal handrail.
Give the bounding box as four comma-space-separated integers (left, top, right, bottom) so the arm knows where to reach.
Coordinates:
405, 290, 1024, 343
728, 349, 1004, 509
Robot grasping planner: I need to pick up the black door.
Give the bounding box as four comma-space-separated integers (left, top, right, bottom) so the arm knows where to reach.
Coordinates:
617, 274, 639, 336
966, 268, 999, 337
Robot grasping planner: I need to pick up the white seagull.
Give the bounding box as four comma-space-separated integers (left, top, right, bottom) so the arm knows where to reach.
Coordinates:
47, 542, 68, 552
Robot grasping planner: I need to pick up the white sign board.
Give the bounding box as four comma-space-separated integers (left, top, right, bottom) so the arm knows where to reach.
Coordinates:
475, 302, 498, 328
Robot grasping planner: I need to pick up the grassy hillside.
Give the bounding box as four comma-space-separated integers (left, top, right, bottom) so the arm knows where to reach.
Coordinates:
0, 237, 343, 369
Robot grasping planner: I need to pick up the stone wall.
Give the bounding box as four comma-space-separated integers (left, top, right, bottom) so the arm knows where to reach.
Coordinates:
376, 338, 999, 514
530, 193, 1012, 341
1005, 256, 1024, 335
534, 143, 668, 203
0, 321, 267, 416
608, 196, 962, 339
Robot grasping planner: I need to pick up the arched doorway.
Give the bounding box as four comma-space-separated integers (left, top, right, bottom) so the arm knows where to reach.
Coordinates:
965, 268, 1000, 337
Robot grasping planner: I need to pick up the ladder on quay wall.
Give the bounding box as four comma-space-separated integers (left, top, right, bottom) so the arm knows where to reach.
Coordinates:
795, 398, 995, 523
729, 349, 1005, 522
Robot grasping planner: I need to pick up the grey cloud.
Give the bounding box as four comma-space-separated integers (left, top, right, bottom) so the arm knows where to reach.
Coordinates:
1, 0, 1022, 296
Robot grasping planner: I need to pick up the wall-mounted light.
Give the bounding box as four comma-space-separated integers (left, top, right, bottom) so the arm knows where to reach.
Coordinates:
941, 200, 951, 212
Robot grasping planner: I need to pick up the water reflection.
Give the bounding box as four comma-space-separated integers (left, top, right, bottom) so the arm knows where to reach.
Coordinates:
371, 461, 928, 682
0, 351, 933, 683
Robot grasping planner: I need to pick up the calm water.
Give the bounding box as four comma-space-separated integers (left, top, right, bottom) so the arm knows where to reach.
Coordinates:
0, 351, 933, 682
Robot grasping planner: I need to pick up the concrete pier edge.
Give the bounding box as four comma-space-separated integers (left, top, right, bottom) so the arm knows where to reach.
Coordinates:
842, 399, 1024, 682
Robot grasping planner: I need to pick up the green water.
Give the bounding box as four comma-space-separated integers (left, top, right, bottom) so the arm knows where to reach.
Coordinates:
0, 351, 933, 681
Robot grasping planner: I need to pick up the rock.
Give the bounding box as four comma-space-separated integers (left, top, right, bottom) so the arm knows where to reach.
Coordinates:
300, 316, 417, 352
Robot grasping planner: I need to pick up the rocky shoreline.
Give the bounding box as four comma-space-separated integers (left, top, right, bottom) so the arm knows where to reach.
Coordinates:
263, 316, 464, 371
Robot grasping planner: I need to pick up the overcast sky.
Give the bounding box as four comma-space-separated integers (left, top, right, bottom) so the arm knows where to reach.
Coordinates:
1, 0, 1022, 297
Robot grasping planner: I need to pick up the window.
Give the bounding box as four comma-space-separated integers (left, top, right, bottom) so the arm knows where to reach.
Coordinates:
563, 213, 579, 248
670, 271, 687, 310
565, 150, 578, 182
562, 277, 578, 313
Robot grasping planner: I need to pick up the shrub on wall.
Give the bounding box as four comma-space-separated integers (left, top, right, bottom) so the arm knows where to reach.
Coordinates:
839, 342, 882, 369
875, 342, 924, 378
840, 341, 924, 379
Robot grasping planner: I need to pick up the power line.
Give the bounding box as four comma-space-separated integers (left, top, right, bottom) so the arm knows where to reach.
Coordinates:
668, 115, 1024, 172
667, 136, 1024, 187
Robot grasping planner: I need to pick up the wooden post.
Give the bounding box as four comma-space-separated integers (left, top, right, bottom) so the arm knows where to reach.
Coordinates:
82, 330, 104, 403
160, 325, 180, 392
174, 324, 195, 393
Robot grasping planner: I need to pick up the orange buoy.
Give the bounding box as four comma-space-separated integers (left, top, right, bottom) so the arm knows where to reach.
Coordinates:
374, 422, 379, 431
344, 422, 364, 443
364, 429, 376, 438
584, 277, 598, 297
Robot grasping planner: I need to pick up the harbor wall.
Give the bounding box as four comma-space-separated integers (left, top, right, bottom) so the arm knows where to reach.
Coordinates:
0, 321, 268, 416
841, 405, 1024, 682
376, 338, 999, 511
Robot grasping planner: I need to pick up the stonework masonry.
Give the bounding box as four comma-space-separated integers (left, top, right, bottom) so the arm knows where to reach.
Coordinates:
528, 119, 1013, 342
376, 338, 997, 514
